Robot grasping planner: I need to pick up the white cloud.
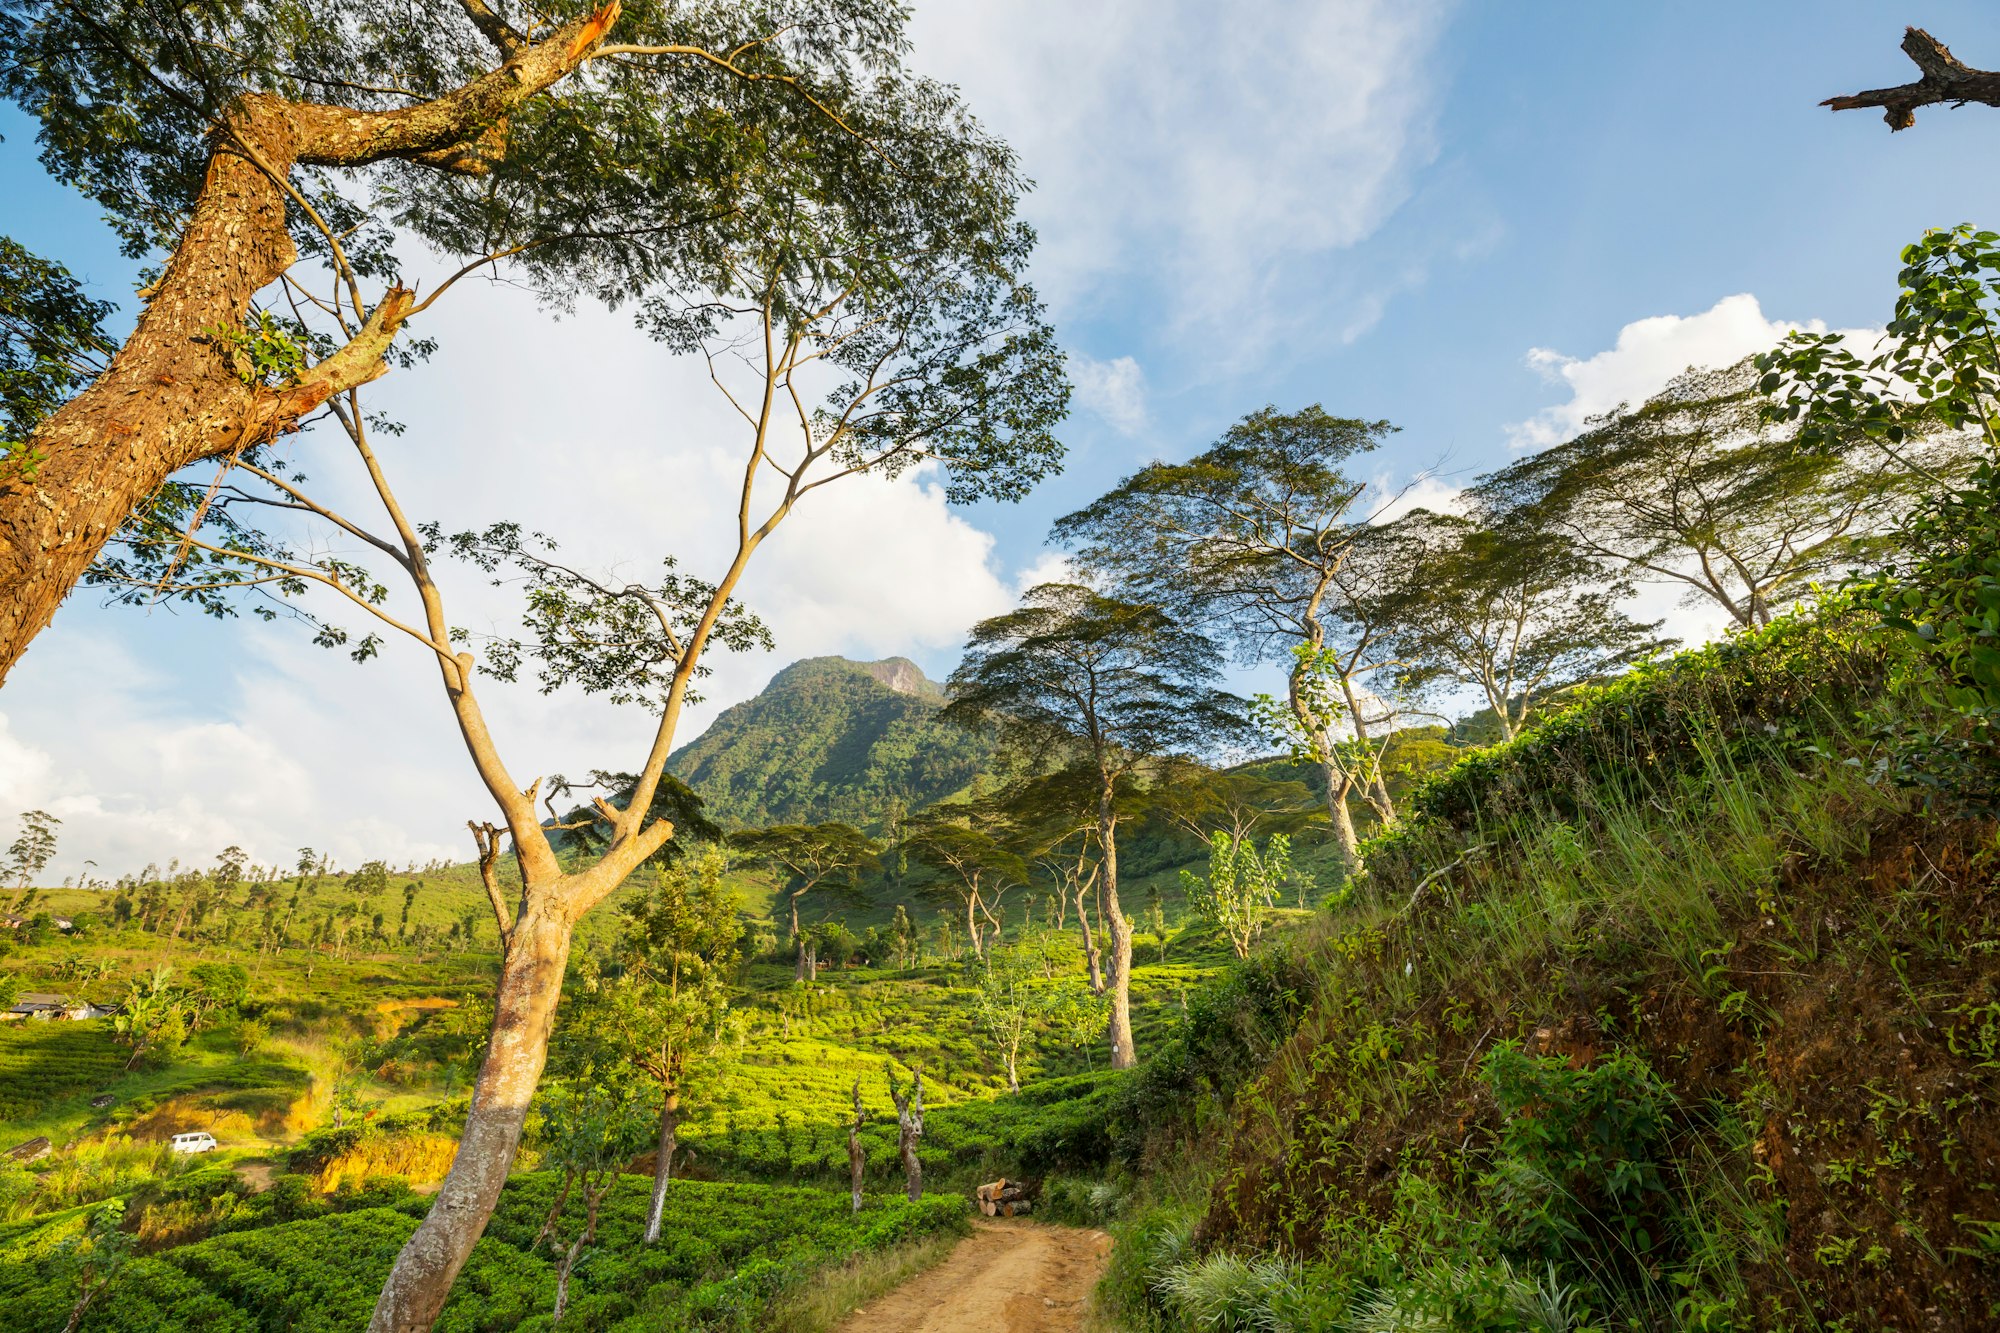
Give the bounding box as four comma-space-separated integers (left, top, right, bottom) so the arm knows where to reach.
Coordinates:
1011, 552, 1077, 595
1509, 293, 1876, 450
0, 277, 1038, 880
1068, 354, 1149, 435
910, 1, 1452, 341
1369, 472, 1467, 523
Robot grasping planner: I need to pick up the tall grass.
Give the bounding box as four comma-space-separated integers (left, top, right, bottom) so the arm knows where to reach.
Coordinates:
0, 1137, 190, 1222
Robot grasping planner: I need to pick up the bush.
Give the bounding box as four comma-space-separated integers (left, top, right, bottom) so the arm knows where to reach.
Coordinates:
1478, 1045, 1675, 1269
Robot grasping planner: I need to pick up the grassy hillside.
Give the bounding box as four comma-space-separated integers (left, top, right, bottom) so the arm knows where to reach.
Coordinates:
1080, 611, 2000, 1332
665, 656, 994, 830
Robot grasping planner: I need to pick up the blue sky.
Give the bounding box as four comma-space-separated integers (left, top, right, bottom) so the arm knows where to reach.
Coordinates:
5, 2, 1999, 875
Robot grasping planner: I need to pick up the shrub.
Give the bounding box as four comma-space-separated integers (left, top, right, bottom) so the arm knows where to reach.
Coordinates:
1478, 1045, 1674, 1268
1348, 1257, 1585, 1333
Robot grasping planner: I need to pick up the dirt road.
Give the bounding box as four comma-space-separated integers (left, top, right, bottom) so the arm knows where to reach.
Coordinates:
837, 1218, 1113, 1333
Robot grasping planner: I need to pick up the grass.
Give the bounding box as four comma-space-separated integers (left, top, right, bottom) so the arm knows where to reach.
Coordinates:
761, 1229, 963, 1333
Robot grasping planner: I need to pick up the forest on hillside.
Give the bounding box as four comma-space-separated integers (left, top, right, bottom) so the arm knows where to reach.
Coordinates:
6, 6, 2000, 1332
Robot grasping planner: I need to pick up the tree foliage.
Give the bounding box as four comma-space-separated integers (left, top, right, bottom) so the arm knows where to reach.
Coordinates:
1761, 224, 2000, 800
1054, 407, 1414, 865
0, 237, 114, 476
1480, 358, 1967, 629
1387, 510, 1668, 741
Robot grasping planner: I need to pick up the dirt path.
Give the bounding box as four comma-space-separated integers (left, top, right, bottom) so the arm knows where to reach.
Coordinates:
837, 1218, 1113, 1333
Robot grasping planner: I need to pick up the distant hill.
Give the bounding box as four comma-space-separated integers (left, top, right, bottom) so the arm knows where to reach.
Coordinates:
667, 656, 992, 830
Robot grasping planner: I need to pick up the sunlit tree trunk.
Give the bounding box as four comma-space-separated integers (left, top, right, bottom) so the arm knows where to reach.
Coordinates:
371, 901, 574, 1330
1098, 781, 1135, 1070
643, 1086, 679, 1245
847, 1081, 866, 1213
890, 1071, 924, 1201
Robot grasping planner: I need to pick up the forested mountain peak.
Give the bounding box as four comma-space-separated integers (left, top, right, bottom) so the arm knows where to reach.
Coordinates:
667, 656, 985, 829
771, 655, 943, 699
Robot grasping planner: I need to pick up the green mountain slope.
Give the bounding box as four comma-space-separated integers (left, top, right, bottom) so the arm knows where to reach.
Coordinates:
667, 656, 993, 829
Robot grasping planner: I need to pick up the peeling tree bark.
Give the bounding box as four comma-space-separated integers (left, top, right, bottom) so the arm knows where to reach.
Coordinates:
847, 1080, 866, 1213
1824, 27, 2000, 130
889, 1069, 924, 1202
0, 3, 621, 687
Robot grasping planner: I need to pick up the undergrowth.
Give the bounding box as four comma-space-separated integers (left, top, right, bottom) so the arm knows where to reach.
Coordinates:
1097, 610, 2000, 1331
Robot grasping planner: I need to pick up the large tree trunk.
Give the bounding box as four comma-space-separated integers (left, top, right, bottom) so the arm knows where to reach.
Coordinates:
1099, 783, 1135, 1071
643, 1086, 679, 1245
0, 5, 618, 688
368, 900, 573, 1332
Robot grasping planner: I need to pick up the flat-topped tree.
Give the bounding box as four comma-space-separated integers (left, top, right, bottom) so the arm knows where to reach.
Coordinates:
0, 0, 1027, 685
901, 811, 1028, 963
1054, 407, 1424, 880
1385, 510, 1667, 742
1476, 360, 1966, 632
97, 47, 1063, 1324
943, 583, 1242, 1069
732, 822, 878, 979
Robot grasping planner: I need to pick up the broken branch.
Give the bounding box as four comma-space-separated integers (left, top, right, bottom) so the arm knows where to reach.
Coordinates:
1823, 27, 2000, 131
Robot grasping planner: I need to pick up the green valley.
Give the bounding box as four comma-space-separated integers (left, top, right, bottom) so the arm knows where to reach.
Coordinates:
5, 7, 2000, 1331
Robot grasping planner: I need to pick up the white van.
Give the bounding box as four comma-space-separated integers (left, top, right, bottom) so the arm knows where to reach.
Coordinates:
169, 1131, 218, 1155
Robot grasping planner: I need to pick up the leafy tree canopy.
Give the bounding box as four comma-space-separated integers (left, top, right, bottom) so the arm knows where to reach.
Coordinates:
942, 582, 1245, 776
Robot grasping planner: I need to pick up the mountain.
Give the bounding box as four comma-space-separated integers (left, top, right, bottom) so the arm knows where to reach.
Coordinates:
667, 656, 991, 830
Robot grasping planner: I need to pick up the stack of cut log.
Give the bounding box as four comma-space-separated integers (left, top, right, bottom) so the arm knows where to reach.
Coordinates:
976, 1178, 1031, 1217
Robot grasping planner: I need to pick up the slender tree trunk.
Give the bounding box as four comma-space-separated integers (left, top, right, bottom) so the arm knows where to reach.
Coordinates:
965, 893, 983, 961
1075, 880, 1104, 994
643, 1086, 679, 1245
847, 1081, 866, 1214
1099, 782, 1135, 1071
1340, 679, 1396, 824
368, 900, 573, 1332
1295, 661, 1364, 880
891, 1071, 925, 1202
1321, 756, 1363, 880
552, 1236, 582, 1325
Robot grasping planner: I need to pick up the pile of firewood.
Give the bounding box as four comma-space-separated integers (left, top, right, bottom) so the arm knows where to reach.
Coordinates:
976, 1178, 1031, 1217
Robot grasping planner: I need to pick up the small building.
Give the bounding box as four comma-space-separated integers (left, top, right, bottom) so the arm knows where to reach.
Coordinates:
3, 992, 110, 1022
0, 913, 74, 932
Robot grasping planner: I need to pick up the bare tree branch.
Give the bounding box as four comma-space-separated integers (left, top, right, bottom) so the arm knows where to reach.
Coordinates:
1824, 27, 2000, 130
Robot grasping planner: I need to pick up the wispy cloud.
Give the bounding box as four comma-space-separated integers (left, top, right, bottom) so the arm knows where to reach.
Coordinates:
912, 0, 1455, 346
1069, 353, 1149, 435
